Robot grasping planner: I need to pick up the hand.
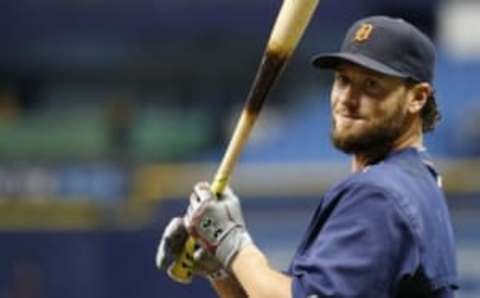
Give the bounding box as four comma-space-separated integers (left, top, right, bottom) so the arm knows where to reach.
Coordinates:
185, 182, 253, 268
156, 217, 229, 280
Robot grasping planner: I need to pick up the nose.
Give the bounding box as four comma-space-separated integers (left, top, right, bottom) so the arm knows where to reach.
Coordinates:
335, 84, 360, 111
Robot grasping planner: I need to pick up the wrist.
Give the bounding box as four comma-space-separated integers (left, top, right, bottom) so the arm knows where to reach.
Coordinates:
217, 227, 253, 268
231, 244, 266, 273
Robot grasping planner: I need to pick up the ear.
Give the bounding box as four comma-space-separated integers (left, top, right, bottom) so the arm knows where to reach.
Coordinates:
407, 82, 432, 114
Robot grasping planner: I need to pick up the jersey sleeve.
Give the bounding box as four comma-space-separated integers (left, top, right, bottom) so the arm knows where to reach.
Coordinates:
290, 182, 418, 298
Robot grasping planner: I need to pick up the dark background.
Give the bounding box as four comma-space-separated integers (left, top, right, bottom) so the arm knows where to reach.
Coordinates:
0, 0, 479, 297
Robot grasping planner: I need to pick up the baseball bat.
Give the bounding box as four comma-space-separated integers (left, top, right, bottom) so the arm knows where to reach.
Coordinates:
168, 0, 320, 283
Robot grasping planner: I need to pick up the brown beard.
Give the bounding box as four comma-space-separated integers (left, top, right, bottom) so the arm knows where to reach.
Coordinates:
331, 106, 407, 164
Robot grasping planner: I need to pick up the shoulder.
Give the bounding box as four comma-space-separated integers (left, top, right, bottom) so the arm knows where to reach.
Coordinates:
342, 153, 423, 201
331, 156, 442, 237
362, 166, 401, 192
325, 172, 404, 221
322, 163, 416, 227
332, 163, 405, 202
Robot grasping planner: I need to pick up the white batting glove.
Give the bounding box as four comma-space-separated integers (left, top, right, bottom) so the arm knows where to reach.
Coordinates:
185, 182, 253, 268
156, 217, 229, 281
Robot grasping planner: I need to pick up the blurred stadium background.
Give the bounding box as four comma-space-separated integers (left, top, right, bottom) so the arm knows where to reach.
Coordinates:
0, 0, 479, 297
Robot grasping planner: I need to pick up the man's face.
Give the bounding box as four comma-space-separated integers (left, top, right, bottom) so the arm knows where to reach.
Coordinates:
330, 63, 413, 155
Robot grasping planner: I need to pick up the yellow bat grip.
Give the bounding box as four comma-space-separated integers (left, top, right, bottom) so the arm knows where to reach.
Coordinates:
167, 236, 197, 283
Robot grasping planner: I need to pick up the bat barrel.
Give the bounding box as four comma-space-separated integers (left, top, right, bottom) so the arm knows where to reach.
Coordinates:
245, 50, 288, 115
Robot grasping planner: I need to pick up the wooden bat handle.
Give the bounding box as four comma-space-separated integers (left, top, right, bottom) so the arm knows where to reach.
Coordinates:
168, 0, 319, 283
211, 110, 256, 195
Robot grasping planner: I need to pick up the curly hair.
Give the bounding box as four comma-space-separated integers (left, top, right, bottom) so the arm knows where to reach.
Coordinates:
421, 93, 441, 133
405, 79, 441, 133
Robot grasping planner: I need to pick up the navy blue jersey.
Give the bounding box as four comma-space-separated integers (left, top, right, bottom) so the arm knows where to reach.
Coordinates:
287, 148, 458, 298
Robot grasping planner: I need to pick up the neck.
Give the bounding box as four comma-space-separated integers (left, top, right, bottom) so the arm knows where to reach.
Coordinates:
352, 120, 424, 172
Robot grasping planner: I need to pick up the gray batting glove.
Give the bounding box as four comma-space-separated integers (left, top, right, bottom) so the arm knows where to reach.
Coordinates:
156, 217, 229, 281
185, 182, 253, 269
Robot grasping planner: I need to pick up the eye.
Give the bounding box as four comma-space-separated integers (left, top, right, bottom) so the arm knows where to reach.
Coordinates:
335, 73, 349, 86
365, 78, 378, 89
364, 78, 383, 95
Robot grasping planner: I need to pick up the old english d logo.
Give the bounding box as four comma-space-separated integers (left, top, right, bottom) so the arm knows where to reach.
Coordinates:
354, 23, 374, 42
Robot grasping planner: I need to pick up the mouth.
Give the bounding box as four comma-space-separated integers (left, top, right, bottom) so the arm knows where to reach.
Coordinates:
337, 113, 364, 121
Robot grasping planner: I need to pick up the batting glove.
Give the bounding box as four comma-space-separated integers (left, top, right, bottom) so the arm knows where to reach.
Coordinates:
185, 182, 253, 269
156, 217, 229, 281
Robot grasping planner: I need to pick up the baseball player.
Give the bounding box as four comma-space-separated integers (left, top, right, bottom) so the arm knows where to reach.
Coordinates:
156, 16, 459, 297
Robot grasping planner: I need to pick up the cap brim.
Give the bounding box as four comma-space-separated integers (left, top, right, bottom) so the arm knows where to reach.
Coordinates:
312, 53, 408, 79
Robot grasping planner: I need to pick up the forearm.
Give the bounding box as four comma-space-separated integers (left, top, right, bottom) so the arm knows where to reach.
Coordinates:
232, 245, 292, 298
210, 275, 248, 298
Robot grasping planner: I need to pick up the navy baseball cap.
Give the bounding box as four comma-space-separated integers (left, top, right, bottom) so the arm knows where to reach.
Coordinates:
312, 16, 435, 83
